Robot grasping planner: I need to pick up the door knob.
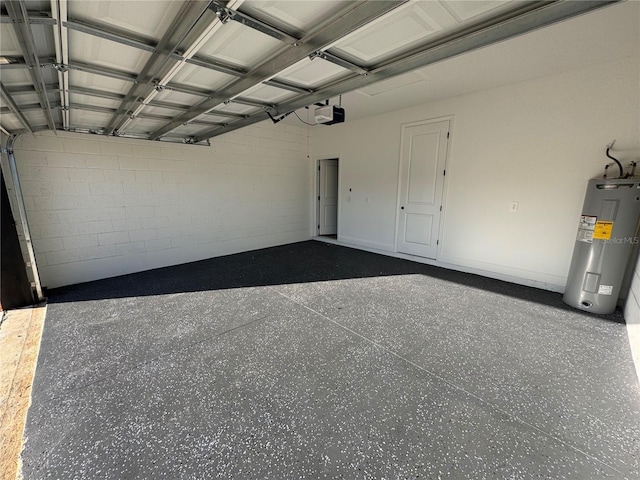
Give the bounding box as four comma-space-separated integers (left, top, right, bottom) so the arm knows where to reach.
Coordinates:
400, 206, 404, 210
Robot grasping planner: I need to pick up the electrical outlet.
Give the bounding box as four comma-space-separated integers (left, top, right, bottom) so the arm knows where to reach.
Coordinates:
510, 201, 519, 212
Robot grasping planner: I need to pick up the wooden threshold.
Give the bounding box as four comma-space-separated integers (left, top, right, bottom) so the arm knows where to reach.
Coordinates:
0, 305, 46, 480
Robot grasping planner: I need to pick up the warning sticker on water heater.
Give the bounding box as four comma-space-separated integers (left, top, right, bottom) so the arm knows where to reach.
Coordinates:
598, 285, 613, 295
576, 215, 597, 243
593, 221, 613, 240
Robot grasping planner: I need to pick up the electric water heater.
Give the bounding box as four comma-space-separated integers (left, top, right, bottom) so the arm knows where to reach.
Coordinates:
563, 177, 640, 314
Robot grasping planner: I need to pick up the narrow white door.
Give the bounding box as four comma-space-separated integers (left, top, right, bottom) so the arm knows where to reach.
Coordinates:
396, 120, 449, 258
318, 158, 338, 235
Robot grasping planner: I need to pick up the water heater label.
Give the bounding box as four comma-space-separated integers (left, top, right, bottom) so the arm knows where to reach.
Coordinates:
598, 285, 613, 295
577, 215, 597, 243
593, 221, 613, 240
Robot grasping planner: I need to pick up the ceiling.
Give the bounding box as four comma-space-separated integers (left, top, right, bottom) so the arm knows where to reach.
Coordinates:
0, 0, 629, 145
332, 0, 639, 123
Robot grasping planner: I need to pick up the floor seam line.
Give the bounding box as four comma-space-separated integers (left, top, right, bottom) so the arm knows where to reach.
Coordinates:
217, 314, 270, 337
268, 286, 626, 478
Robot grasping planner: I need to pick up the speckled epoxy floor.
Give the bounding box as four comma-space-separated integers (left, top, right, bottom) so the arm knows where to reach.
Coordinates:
23, 241, 640, 479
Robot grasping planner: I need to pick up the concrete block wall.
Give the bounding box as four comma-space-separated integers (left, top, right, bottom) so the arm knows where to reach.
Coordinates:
12, 121, 311, 288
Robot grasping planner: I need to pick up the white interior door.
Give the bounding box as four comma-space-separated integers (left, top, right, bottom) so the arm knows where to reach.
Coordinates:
396, 120, 449, 258
318, 158, 338, 236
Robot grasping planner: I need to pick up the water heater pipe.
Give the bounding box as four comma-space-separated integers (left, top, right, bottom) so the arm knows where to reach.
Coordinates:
606, 139, 624, 178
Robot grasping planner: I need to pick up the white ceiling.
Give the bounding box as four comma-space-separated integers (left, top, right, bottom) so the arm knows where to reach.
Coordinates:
326, 0, 639, 123
1, 0, 636, 143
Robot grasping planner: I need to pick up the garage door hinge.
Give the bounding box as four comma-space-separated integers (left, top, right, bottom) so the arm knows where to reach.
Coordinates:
443, 169, 446, 176
318, 166, 321, 171
447, 132, 450, 138
317, 225, 320, 229
439, 205, 442, 211
318, 196, 320, 201
437, 239, 439, 245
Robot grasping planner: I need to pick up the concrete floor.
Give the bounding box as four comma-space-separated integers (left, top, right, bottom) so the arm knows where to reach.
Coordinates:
23, 241, 640, 479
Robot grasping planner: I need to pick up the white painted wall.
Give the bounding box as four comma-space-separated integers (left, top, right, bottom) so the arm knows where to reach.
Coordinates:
626, 255, 640, 320
625, 254, 640, 382
12, 121, 311, 288
312, 58, 640, 291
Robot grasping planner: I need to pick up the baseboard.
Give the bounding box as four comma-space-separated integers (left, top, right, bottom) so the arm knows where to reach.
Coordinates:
313, 236, 565, 293
337, 235, 395, 252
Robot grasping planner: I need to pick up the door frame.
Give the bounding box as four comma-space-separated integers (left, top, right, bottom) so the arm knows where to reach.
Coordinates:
315, 156, 340, 238
394, 115, 453, 258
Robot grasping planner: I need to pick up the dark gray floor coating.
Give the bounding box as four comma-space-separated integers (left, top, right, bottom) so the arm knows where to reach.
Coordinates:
23, 241, 639, 479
